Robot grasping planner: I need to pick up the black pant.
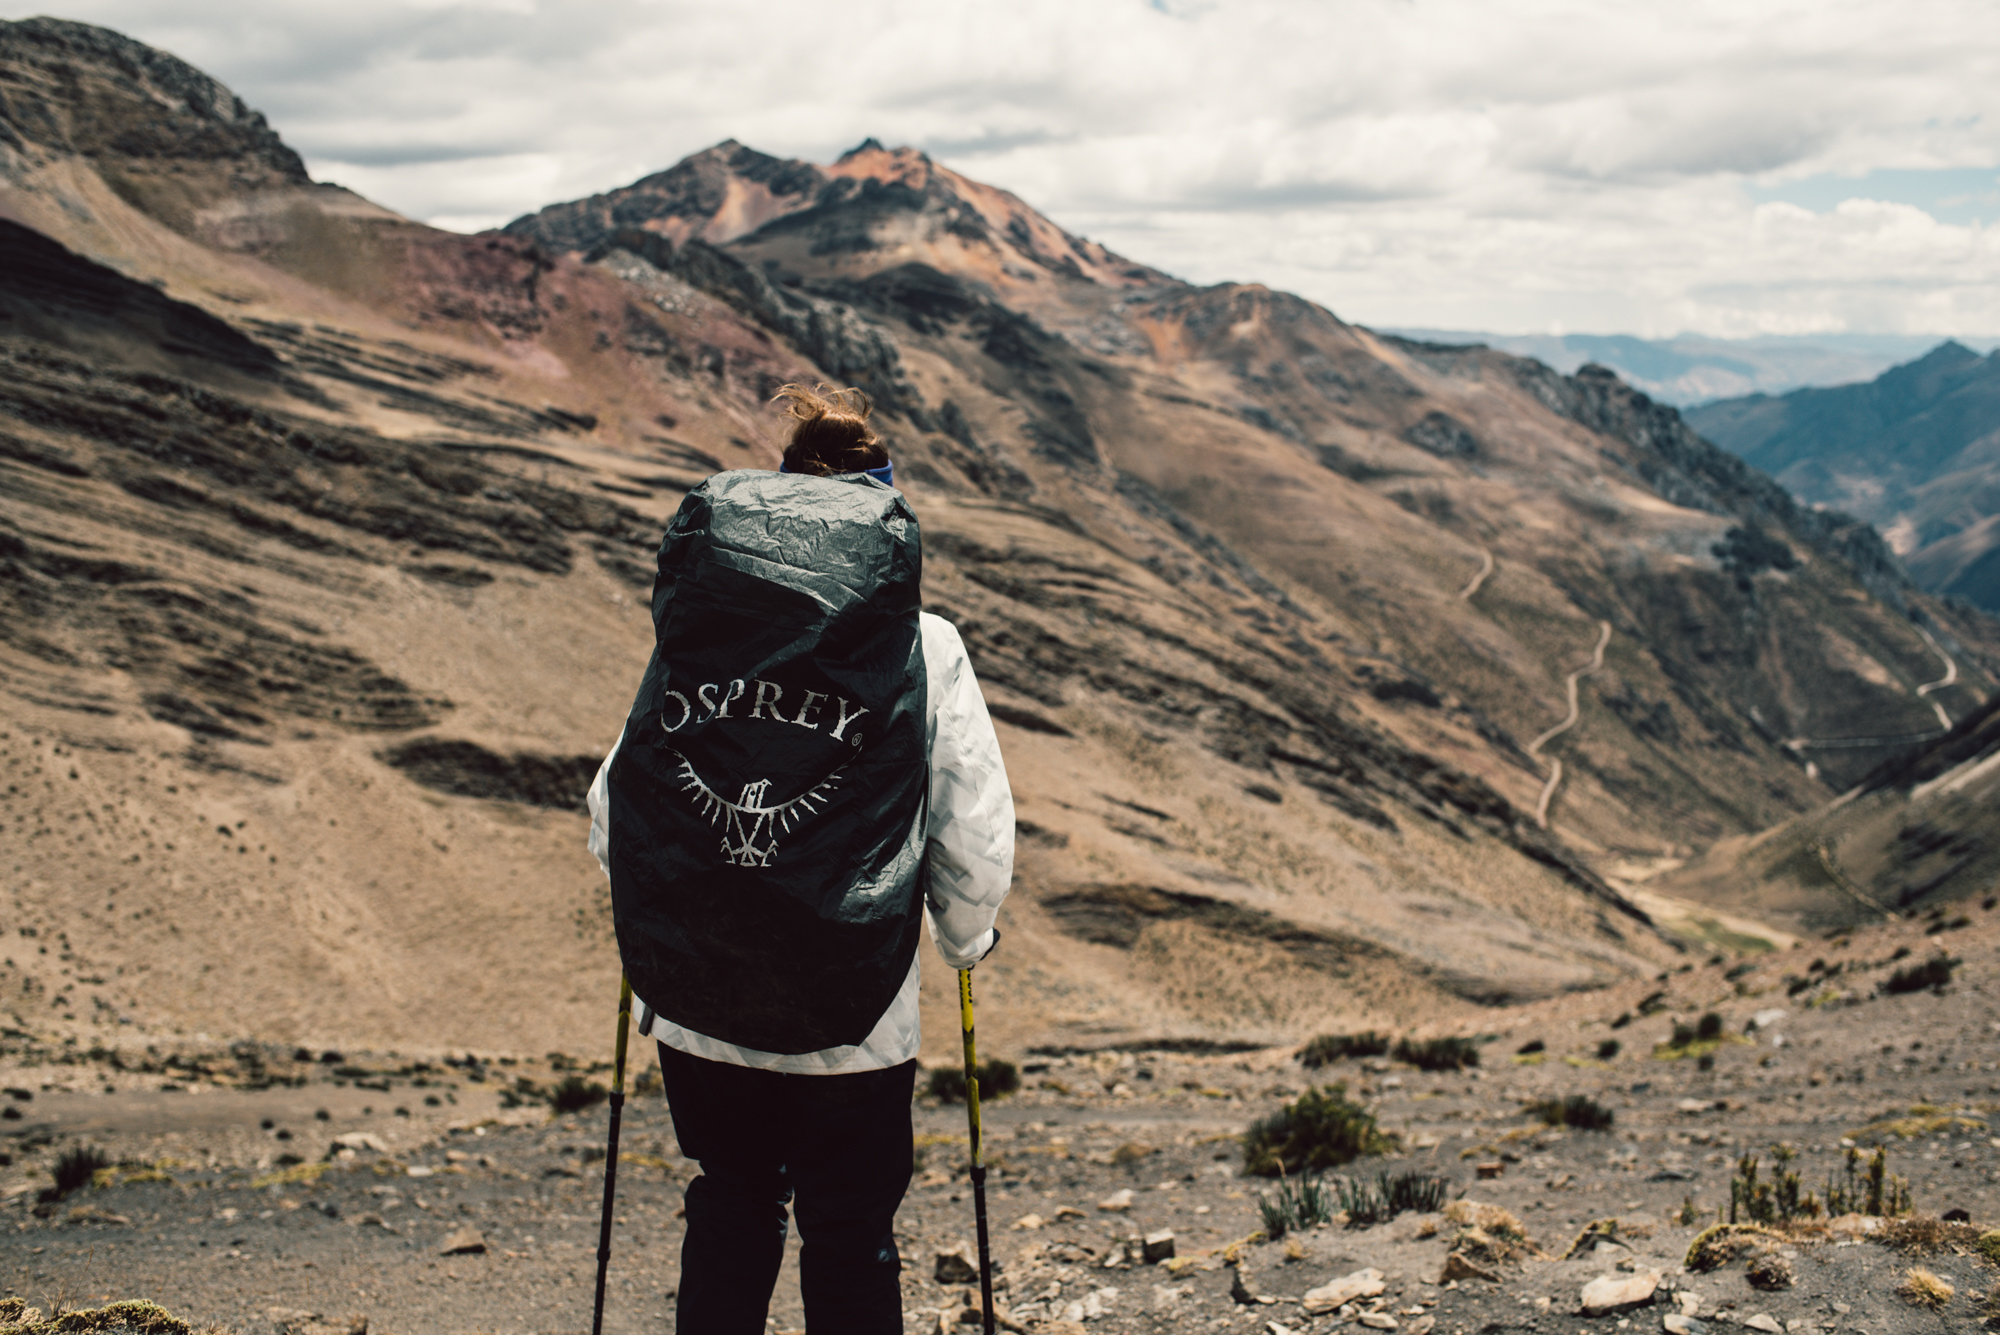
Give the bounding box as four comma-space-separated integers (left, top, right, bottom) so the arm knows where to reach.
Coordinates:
657, 1042, 915, 1334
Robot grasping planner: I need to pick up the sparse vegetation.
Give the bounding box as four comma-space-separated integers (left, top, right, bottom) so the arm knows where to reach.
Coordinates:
1596, 1039, 1620, 1060
1898, 1267, 1954, 1309
1729, 1144, 1823, 1223
1242, 1084, 1393, 1177
1686, 1223, 1782, 1272
1877, 1215, 1982, 1255
1527, 1094, 1615, 1132
1298, 1032, 1391, 1068
1746, 1252, 1795, 1290
1332, 1170, 1452, 1226
43, 1145, 109, 1201
548, 1075, 609, 1115
0, 1298, 196, 1335
1442, 1199, 1536, 1264
1977, 1229, 2000, 1266
1658, 1011, 1742, 1060
1820, 1145, 1912, 1217
926, 1059, 1019, 1104
1884, 955, 1956, 994
1393, 1036, 1480, 1071
1258, 1170, 1336, 1238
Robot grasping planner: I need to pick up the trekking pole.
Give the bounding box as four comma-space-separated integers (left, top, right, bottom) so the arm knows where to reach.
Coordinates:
957, 968, 997, 1335
591, 976, 634, 1335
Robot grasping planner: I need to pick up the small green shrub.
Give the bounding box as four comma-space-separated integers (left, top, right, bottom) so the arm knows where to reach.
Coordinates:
549, 1075, 609, 1114
1259, 1171, 1337, 1238
1335, 1170, 1453, 1225
1298, 1032, 1392, 1068
1528, 1094, 1616, 1131
926, 1060, 1019, 1104
1884, 956, 1956, 994
1243, 1084, 1393, 1177
1393, 1036, 1480, 1071
1696, 1012, 1724, 1041
46, 1145, 109, 1200
1515, 1039, 1545, 1055
1597, 1039, 1621, 1060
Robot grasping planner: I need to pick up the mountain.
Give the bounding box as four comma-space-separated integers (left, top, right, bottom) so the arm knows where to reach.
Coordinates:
1382, 330, 2000, 407
1686, 341, 2000, 612
3, 18, 1997, 1063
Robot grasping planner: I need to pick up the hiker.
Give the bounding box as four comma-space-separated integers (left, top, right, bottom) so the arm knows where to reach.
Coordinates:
586, 384, 1014, 1335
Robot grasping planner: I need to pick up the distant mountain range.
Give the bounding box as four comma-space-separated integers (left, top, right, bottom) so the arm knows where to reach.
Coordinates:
1386, 329, 2000, 407
1686, 341, 2000, 613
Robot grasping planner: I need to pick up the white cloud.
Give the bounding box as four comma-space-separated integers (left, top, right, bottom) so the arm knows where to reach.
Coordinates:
8, 0, 2000, 335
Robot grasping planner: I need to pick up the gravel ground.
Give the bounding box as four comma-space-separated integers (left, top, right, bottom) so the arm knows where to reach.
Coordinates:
3, 911, 1998, 1334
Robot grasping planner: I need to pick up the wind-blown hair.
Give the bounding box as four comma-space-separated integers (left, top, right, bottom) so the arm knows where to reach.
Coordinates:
773, 383, 888, 476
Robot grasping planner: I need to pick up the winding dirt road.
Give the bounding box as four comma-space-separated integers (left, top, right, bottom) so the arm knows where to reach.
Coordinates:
1529, 620, 1611, 828
1459, 545, 1494, 600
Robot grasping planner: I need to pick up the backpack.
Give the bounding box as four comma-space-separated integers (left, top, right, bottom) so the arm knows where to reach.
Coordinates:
605, 470, 928, 1054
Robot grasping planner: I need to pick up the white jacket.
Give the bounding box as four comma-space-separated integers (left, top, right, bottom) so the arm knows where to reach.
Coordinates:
588, 611, 1013, 1073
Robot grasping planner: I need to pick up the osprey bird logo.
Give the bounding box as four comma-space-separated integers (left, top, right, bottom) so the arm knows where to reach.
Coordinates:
668, 752, 845, 867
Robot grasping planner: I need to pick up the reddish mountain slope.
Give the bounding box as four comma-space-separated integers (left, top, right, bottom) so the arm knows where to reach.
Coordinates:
2, 18, 1994, 1061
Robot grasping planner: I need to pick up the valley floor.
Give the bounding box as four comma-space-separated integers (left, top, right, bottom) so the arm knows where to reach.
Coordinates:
1, 908, 1997, 1335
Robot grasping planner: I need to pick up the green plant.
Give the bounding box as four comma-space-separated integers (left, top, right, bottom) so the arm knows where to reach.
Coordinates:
44, 1145, 109, 1200
1242, 1084, 1393, 1177
1393, 1036, 1480, 1072
1676, 1195, 1704, 1226
1528, 1094, 1615, 1131
1730, 1144, 1822, 1224
1333, 1170, 1452, 1225
1596, 1039, 1621, 1060
1822, 1145, 1912, 1218
1298, 1032, 1392, 1068
1884, 956, 1956, 994
548, 1075, 609, 1115
926, 1059, 1019, 1104
1258, 1170, 1336, 1238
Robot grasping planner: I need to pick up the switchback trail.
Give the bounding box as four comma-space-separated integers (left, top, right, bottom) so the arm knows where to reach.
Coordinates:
1459, 545, 1494, 600
1529, 620, 1611, 828
1914, 625, 1957, 730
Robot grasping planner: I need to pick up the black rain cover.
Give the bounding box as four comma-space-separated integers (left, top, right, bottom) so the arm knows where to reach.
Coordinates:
606, 470, 927, 1054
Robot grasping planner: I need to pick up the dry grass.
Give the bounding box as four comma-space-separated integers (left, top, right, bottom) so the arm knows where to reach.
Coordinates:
1444, 1200, 1538, 1264
0, 1298, 202, 1335
1685, 1223, 1783, 1272
1979, 1280, 2000, 1323
1746, 1253, 1795, 1290
1897, 1268, 1954, 1310
1877, 1214, 1983, 1255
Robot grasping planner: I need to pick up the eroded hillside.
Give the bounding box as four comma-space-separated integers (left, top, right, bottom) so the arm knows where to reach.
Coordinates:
2, 17, 1994, 1062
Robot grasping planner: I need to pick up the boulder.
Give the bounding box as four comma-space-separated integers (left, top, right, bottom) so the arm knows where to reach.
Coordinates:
1142, 1230, 1176, 1264
1579, 1271, 1660, 1316
1303, 1268, 1386, 1315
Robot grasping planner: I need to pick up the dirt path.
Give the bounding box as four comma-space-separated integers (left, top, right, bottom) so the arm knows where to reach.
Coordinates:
1528, 621, 1610, 828
1915, 625, 1958, 729
1458, 545, 1494, 600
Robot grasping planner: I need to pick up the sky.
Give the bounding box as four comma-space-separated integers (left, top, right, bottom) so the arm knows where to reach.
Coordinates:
10, 0, 2000, 338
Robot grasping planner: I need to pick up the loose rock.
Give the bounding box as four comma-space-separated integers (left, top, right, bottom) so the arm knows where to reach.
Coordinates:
1579, 1270, 1660, 1316
1439, 1253, 1499, 1284
1358, 1313, 1398, 1330
935, 1241, 980, 1285
1098, 1189, 1134, 1212
1304, 1268, 1387, 1315
438, 1227, 486, 1256
1142, 1229, 1176, 1264
1663, 1316, 1708, 1335
1743, 1316, 1783, 1333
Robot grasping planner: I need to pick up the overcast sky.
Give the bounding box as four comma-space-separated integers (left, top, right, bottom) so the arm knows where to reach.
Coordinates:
13, 0, 2000, 337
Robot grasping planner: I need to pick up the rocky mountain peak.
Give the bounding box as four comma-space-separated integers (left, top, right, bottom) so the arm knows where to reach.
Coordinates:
0, 16, 307, 186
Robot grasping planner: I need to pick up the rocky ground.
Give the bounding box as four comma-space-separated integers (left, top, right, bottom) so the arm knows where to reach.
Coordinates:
1, 903, 1997, 1335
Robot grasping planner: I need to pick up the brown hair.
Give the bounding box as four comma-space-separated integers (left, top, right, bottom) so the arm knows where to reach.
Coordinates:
773, 383, 888, 476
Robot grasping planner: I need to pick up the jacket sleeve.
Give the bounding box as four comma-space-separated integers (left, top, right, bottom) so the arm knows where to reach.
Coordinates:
922, 616, 1015, 970
586, 728, 624, 878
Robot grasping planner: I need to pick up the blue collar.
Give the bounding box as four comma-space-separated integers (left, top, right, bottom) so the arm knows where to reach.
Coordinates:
780, 460, 894, 487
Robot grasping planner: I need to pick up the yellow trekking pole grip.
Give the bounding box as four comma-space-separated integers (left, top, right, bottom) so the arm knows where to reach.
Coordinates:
958, 967, 982, 1167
